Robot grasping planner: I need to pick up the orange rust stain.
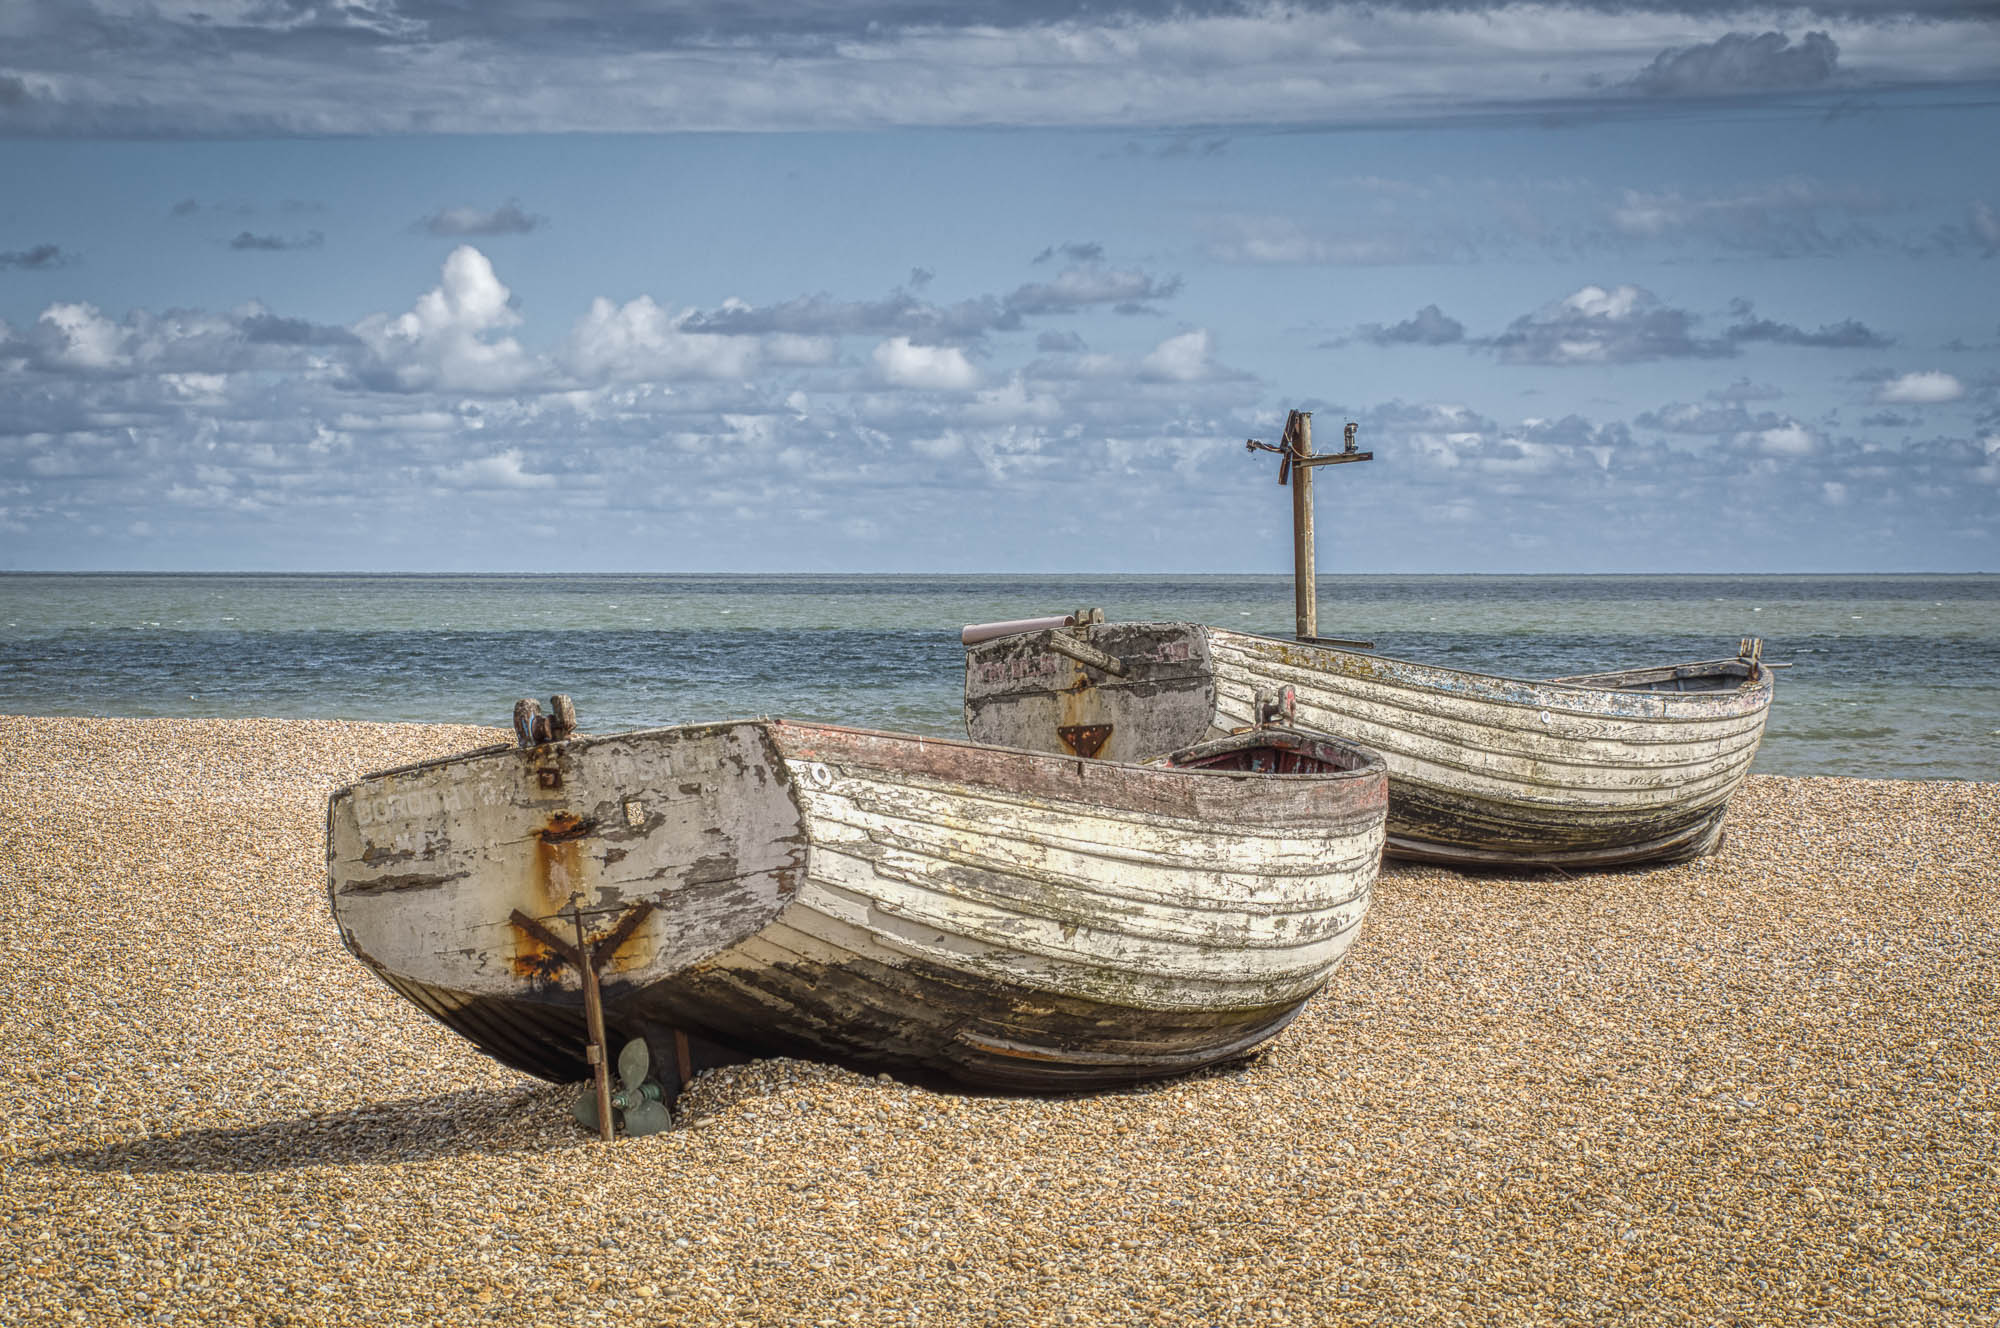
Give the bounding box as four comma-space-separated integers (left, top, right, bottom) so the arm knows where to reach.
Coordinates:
509, 810, 595, 980
1058, 683, 1104, 730
542, 811, 589, 839
599, 931, 652, 977
535, 813, 589, 905
510, 939, 565, 981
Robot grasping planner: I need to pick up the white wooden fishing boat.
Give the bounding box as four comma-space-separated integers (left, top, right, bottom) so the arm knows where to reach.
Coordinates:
327, 713, 1386, 1102
963, 621, 1774, 868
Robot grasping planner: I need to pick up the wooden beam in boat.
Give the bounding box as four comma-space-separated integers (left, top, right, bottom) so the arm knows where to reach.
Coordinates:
1044, 630, 1129, 677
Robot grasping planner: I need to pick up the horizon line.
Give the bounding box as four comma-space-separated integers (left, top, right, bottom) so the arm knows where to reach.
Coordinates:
2, 569, 1993, 579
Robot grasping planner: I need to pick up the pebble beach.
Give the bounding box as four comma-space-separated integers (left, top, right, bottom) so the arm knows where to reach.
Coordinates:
2, 714, 1995, 1327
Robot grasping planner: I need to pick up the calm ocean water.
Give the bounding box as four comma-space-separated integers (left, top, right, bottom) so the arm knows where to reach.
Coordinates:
2, 573, 1995, 781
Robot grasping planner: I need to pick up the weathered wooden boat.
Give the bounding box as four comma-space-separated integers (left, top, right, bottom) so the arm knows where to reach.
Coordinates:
326, 713, 1386, 1106
963, 620, 1774, 869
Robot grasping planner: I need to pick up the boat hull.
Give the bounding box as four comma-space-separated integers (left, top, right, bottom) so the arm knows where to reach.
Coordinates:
963, 623, 1773, 869
327, 720, 1385, 1093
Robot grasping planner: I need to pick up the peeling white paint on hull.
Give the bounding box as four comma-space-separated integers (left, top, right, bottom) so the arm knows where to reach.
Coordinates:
963, 623, 1774, 869
327, 720, 1386, 1092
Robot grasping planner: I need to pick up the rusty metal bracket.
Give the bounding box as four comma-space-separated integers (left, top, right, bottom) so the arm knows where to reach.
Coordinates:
508, 902, 657, 974
509, 909, 584, 969
1057, 724, 1112, 758
1737, 637, 1766, 681
514, 693, 579, 749
586, 902, 656, 970
1255, 686, 1297, 727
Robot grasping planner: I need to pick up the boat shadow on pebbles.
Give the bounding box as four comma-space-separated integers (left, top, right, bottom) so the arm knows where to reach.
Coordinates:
671, 1044, 1284, 1130
28, 1084, 580, 1176
35, 1049, 1297, 1177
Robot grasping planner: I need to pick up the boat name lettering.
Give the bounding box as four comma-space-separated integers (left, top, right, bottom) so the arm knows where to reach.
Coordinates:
979, 655, 1066, 684
357, 783, 483, 826
355, 744, 726, 828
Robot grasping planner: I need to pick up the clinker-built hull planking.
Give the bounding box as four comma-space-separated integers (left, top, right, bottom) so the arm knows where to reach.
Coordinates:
328, 719, 1385, 1093
963, 623, 1773, 868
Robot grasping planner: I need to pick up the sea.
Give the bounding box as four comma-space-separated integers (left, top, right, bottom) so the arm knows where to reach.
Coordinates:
2, 573, 1996, 782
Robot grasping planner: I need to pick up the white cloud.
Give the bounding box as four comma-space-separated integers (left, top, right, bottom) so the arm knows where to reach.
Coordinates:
1490, 285, 1728, 365
34, 303, 132, 372
159, 372, 229, 401
1629, 31, 1841, 98
565, 295, 760, 383
422, 201, 542, 237
437, 448, 557, 489
1875, 371, 1965, 404
350, 246, 539, 393
909, 432, 965, 459
765, 334, 837, 367
1561, 285, 1642, 319
335, 409, 460, 434
1139, 329, 1215, 382
965, 375, 1063, 425
1006, 266, 1179, 313
1199, 214, 1438, 266
1608, 176, 1890, 256
1756, 423, 1816, 456
871, 337, 979, 391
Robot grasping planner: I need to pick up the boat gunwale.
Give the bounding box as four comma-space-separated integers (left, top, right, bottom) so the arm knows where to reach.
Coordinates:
1212, 687, 1770, 785
1209, 665, 1773, 743
766, 718, 1386, 827
1205, 625, 1774, 718
1208, 680, 1776, 764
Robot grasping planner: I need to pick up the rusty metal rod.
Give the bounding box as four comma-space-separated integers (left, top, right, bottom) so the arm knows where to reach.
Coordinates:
572, 899, 614, 1143
508, 909, 582, 967
590, 901, 657, 969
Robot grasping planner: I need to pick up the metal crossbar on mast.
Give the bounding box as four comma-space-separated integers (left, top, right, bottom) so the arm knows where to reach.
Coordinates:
1245, 409, 1373, 641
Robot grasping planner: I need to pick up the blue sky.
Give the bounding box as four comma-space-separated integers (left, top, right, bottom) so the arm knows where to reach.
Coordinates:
2, 2, 1997, 573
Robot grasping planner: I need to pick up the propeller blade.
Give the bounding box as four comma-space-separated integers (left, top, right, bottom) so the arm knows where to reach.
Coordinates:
572, 1086, 601, 1133
617, 1038, 650, 1093
623, 1100, 673, 1137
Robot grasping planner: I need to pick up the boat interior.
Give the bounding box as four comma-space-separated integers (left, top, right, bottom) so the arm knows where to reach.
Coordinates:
1547, 658, 1763, 694
1164, 728, 1378, 776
